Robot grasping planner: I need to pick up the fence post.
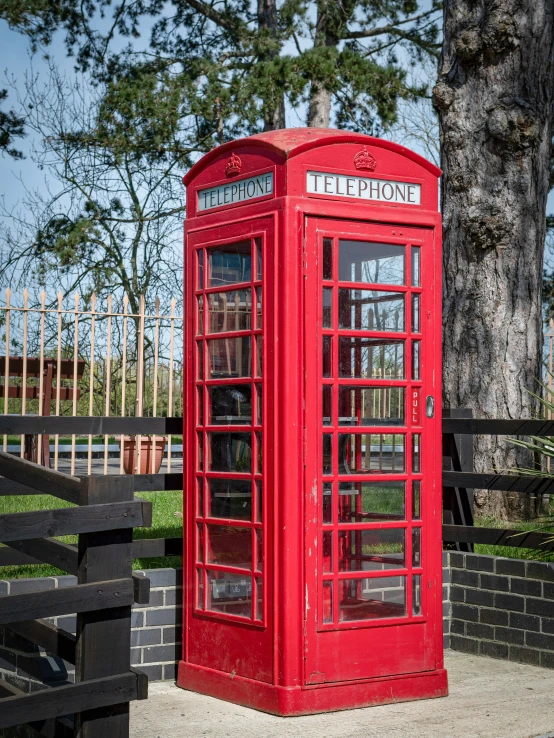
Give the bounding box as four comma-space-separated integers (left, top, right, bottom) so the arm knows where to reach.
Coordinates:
443, 407, 474, 552
74, 474, 135, 737
135, 295, 146, 474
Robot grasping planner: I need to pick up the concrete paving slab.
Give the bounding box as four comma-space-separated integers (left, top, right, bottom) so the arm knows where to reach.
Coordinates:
131, 651, 554, 738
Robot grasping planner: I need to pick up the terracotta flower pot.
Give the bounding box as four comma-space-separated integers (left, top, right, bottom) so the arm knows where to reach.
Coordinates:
121, 436, 166, 475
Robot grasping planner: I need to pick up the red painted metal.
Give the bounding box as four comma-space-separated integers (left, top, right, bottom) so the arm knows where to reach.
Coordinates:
180, 128, 447, 715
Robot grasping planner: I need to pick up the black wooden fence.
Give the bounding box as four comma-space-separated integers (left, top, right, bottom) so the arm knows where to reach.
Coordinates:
0, 450, 152, 736
1, 410, 553, 733
1, 412, 553, 563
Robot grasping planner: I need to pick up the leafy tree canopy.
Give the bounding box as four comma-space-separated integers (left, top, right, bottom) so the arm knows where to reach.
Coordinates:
2, 0, 442, 145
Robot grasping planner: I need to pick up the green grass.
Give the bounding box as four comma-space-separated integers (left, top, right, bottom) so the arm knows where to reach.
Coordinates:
0, 489, 183, 579
474, 514, 554, 562
2, 488, 553, 580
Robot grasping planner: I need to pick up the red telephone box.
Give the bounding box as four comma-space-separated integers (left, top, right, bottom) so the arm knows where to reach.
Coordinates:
178, 128, 448, 715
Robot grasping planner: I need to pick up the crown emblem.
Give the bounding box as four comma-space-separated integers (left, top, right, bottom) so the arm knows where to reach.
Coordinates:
353, 147, 377, 172
225, 152, 242, 177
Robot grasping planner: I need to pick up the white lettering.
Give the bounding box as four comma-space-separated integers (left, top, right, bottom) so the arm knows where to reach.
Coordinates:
198, 172, 274, 211
306, 170, 421, 205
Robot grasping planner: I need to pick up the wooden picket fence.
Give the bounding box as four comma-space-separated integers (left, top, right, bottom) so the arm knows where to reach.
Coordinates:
0, 289, 184, 475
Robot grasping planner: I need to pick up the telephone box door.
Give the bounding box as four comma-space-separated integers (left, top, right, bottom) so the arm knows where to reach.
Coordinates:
304, 217, 441, 685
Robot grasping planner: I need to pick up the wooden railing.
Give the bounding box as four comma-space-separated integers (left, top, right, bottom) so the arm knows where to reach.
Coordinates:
0, 450, 152, 736
2, 410, 553, 568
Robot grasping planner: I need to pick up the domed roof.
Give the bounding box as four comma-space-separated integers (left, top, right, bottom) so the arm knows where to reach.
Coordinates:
183, 128, 441, 185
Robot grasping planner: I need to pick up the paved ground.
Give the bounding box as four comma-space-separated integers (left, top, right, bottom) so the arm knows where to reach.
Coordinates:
131, 651, 554, 738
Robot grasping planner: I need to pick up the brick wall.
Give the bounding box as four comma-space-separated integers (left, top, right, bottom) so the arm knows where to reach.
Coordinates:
447, 552, 554, 669
131, 568, 182, 681
1, 555, 553, 689
0, 568, 183, 691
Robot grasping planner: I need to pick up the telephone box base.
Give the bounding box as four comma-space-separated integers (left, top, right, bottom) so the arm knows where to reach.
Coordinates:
177, 661, 448, 716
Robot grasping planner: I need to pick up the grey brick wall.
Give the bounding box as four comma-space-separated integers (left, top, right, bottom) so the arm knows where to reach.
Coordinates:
443, 551, 451, 649
131, 567, 182, 682
446, 552, 554, 669
0, 568, 183, 691
1, 555, 553, 690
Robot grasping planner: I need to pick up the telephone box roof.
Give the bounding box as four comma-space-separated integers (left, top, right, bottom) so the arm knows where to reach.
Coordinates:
183, 127, 442, 186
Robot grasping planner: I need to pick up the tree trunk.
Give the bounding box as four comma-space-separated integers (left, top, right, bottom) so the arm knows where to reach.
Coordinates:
258, 0, 286, 130
307, 0, 336, 128
308, 86, 332, 128
434, 1, 554, 520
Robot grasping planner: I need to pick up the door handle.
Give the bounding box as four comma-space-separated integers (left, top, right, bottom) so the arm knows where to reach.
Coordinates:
426, 396, 434, 418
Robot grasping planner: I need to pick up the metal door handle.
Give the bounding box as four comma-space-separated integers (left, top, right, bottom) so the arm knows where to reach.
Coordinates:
426, 396, 434, 418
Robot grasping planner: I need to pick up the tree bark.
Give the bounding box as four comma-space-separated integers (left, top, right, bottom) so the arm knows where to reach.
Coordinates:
307, 0, 336, 128
257, 0, 286, 130
434, 1, 554, 520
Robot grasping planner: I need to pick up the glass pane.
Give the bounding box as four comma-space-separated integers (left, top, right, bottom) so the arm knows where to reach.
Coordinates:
256, 287, 262, 329
412, 340, 420, 380
322, 581, 333, 624
256, 529, 263, 572
323, 483, 332, 523
207, 570, 252, 617
338, 386, 404, 426
339, 240, 404, 285
412, 434, 421, 473
208, 478, 252, 520
256, 432, 262, 474
256, 384, 262, 425
208, 290, 252, 333
209, 384, 252, 425
197, 387, 204, 426
339, 337, 404, 379
322, 531, 333, 573
323, 386, 332, 425
323, 434, 333, 475
411, 247, 420, 286
197, 477, 204, 517
197, 341, 204, 379
197, 296, 204, 335
197, 250, 204, 289
255, 335, 263, 377
208, 432, 251, 472
412, 574, 422, 616
323, 288, 332, 328
207, 524, 252, 569
322, 335, 332, 377
338, 433, 405, 474
197, 433, 203, 471
338, 528, 405, 571
209, 241, 251, 286
412, 480, 421, 519
412, 527, 421, 567
255, 237, 262, 281
196, 568, 204, 609
255, 481, 262, 523
323, 237, 333, 280
208, 337, 251, 378
412, 294, 420, 333
339, 289, 404, 332
256, 577, 263, 620
197, 524, 204, 562
338, 481, 405, 522
339, 576, 406, 621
